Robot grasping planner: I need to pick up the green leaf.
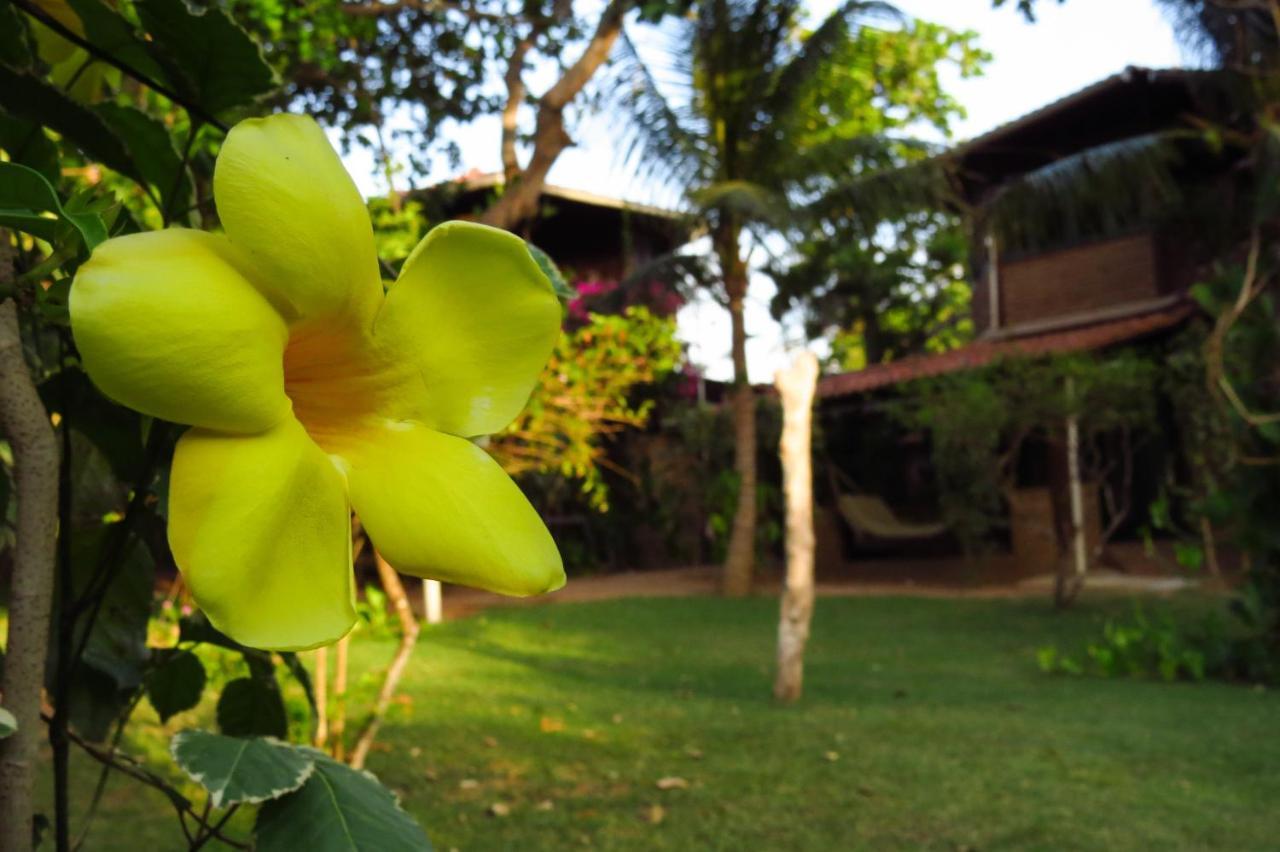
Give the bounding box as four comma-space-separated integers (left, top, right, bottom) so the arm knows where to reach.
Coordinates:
69, 527, 154, 692
134, 0, 276, 115
63, 0, 172, 85
0, 706, 16, 739
0, 67, 142, 184
255, 750, 433, 852
217, 677, 287, 739
146, 649, 206, 723
528, 243, 574, 302
171, 730, 314, 808
0, 0, 34, 69
0, 114, 60, 184
0, 161, 106, 248
94, 104, 193, 220
39, 367, 145, 483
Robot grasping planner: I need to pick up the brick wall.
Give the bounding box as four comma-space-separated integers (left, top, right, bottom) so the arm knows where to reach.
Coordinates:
999, 233, 1161, 329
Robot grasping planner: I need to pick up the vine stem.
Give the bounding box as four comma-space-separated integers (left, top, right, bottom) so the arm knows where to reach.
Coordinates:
0, 233, 61, 852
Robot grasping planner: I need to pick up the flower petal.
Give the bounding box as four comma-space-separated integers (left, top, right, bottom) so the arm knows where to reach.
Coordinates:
71, 229, 290, 434
345, 422, 564, 596
213, 114, 381, 323
375, 221, 561, 437
169, 418, 356, 651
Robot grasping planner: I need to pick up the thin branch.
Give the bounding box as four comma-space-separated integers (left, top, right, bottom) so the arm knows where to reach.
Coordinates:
53, 718, 249, 850
162, 122, 201, 227
10, 0, 230, 132
501, 35, 535, 182
189, 804, 239, 852
340, 0, 506, 22
72, 690, 145, 851
349, 552, 421, 769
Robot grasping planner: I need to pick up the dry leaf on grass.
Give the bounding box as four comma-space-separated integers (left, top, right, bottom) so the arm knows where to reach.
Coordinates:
655, 776, 689, 791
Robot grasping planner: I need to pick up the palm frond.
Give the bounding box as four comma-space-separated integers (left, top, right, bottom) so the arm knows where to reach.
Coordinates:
982, 131, 1187, 253
618, 250, 717, 304
611, 26, 708, 190
759, 1, 900, 131
690, 180, 791, 228
802, 147, 957, 229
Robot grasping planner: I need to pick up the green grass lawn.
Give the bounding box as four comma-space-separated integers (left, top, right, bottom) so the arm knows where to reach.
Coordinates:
55, 594, 1280, 851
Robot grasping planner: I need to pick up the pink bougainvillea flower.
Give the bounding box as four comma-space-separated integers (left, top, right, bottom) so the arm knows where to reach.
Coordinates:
70, 114, 564, 650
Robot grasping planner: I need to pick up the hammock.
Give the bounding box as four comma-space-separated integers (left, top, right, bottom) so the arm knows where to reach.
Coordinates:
836, 494, 949, 541
826, 462, 949, 542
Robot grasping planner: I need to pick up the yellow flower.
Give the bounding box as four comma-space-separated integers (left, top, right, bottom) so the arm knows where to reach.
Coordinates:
70, 114, 565, 650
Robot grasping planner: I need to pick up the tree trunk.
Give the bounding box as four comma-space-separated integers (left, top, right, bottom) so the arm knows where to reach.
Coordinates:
0, 236, 61, 851
773, 352, 819, 703
719, 224, 756, 597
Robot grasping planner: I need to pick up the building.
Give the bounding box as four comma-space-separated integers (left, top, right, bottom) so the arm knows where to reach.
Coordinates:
410, 171, 690, 284
814, 67, 1245, 584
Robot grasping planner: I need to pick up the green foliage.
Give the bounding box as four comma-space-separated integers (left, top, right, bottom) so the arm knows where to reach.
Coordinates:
894, 351, 1160, 551
367, 196, 428, 272
171, 730, 313, 808
256, 750, 434, 851
217, 676, 289, 739
0, 160, 106, 248
0, 64, 143, 181
1038, 605, 1213, 682
492, 306, 683, 511
773, 211, 972, 368
145, 649, 206, 723
133, 0, 276, 114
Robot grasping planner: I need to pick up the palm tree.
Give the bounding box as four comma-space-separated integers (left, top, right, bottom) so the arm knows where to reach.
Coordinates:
617, 0, 898, 595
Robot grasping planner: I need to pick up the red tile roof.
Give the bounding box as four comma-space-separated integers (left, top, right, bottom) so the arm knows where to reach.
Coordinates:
816, 302, 1196, 399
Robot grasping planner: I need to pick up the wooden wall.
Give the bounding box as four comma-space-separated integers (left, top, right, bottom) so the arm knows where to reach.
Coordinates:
997, 233, 1162, 329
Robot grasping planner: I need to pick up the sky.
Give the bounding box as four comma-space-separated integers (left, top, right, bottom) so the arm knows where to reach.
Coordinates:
340, 0, 1188, 382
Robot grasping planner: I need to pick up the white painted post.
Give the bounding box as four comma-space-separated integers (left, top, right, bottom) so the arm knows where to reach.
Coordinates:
423, 579, 443, 624
1066, 377, 1088, 580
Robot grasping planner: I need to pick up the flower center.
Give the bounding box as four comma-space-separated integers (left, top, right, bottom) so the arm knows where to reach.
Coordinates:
282, 319, 399, 455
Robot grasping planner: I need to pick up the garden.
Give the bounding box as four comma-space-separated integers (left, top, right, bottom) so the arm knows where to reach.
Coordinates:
2, 0, 1280, 850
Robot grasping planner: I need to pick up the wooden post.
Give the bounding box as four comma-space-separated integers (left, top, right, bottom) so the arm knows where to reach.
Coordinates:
773, 352, 820, 703
423, 579, 442, 624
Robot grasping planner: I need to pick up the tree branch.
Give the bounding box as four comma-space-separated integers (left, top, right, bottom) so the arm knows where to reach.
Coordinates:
481, 0, 632, 229
349, 552, 421, 769
53, 718, 249, 850
340, 0, 505, 22
0, 233, 61, 852
501, 35, 535, 183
